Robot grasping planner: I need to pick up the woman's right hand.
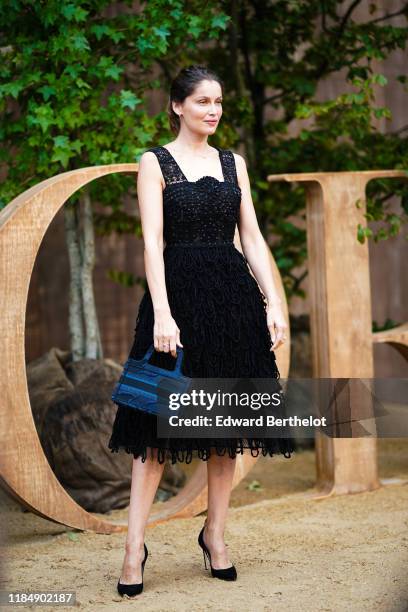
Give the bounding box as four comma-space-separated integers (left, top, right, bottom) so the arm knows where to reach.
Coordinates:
153, 307, 183, 358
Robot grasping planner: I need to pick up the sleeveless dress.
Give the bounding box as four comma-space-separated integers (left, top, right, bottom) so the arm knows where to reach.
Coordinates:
108, 145, 295, 464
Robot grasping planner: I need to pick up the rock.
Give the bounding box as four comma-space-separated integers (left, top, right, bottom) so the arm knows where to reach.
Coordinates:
27, 347, 186, 512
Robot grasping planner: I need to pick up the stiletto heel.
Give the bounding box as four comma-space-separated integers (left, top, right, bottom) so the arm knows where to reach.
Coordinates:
198, 525, 237, 581
117, 543, 148, 597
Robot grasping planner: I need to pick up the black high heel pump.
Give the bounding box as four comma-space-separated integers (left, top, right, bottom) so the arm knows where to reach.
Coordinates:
198, 525, 237, 581
117, 543, 148, 597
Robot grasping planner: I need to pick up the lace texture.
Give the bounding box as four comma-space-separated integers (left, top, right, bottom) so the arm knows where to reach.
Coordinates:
108, 145, 295, 464
151, 145, 242, 246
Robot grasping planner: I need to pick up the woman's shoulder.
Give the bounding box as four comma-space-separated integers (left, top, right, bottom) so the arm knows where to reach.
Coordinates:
139, 149, 157, 165
140, 145, 162, 157
138, 146, 165, 168
137, 148, 165, 184
227, 151, 246, 179
216, 145, 245, 166
230, 151, 246, 165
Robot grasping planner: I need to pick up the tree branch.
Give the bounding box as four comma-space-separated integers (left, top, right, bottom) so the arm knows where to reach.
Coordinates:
367, 5, 408, 25
321, 0, 329, 34
391, 123, 408, 135
263, 91, 286, 106
339, 0, 365, 35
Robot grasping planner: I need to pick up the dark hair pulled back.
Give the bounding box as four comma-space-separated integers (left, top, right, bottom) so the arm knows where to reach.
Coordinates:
167, 65, 224, 135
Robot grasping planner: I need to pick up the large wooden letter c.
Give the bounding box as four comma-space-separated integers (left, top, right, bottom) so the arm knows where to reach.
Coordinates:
0, 164, 290, 533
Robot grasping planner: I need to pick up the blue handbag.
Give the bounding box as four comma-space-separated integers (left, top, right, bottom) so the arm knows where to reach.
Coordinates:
111, 343, 192, 416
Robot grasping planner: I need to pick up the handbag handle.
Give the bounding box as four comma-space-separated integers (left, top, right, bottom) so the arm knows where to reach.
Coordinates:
143, 343, 184, 374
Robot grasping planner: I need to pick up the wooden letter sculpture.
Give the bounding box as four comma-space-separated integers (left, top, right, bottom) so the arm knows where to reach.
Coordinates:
0, 165, 289, 533
268, 170, 408, 497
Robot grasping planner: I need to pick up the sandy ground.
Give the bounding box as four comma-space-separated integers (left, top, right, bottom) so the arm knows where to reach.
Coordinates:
1, 439, 408, 612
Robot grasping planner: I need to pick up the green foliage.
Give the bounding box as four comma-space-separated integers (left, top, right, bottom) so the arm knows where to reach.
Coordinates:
372, 317, 401, 332
0, 0, 229, 203
106, 269, 147, 289
1, 1, 407, 299
246, 479, 263, 492
66, 530, 80, 541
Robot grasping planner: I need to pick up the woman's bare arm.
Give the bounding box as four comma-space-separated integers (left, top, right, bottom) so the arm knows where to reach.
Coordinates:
137, 152, 182, 356
234, 153, 287, 350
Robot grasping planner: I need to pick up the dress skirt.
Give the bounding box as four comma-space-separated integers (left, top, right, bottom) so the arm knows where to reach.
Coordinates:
108, 243, 295, 464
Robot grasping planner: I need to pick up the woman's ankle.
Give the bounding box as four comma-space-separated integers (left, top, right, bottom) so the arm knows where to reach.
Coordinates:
205, 520, 225, 537
125, 539, 145, 554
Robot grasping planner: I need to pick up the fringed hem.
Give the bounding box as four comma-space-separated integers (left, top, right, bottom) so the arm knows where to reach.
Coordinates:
108, 438, 294, 465
108, 397, 295, 465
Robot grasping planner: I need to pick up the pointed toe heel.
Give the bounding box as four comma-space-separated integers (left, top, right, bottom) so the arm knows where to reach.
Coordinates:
198, 525, 237, 581
117, 543, 148, 597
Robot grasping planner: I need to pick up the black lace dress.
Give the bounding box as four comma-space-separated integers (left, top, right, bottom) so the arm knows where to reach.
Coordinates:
108, 145, 294, 464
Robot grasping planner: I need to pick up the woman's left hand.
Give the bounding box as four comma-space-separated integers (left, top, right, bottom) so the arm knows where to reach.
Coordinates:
266, 302, 288, 351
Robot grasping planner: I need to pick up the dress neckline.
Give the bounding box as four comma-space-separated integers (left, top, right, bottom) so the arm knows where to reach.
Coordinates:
159, 145, 226, 184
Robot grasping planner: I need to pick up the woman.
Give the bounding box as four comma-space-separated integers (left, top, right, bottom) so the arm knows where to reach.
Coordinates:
108, 64, 294, 597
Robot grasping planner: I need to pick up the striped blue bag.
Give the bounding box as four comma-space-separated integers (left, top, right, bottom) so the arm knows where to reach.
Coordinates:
111, 343, 192, 417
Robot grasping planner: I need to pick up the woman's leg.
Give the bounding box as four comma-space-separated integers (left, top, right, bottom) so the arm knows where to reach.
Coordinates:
204, 452, 237, 569
119, 448, 165, 584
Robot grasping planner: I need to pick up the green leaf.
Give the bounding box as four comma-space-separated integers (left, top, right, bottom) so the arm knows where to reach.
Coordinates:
61, 4, 89, 23
375, 228, 388, 242
295, 104, 314, 119
357, 224, 366, 244
373, 106, 392, 119
211, 14, 230, 30
75, 78, 92, 90
105, 65, 123, 81
53, 135, 70, 148
247, 480, 263, 492
38, 85, 57, 101
71, 33, 91, 52
153, 26, 170, 40
28, 104, 57, 133
373, 74, 388, 87
91, 24, 112, 41
120, 90, 142, 110
0, 81, 25, 99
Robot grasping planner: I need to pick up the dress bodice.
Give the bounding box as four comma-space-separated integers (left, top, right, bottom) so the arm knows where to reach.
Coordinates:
146, 146, 242, 246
